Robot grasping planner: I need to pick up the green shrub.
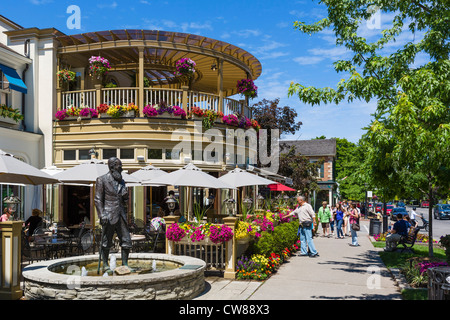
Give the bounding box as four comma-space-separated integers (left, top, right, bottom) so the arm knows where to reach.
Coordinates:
251, 221, 299, 256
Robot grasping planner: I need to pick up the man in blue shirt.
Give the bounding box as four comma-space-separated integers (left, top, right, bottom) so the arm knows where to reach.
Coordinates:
384, 214, 411, 252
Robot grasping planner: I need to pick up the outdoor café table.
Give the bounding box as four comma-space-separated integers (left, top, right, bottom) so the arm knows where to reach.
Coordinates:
34, 237, 70, 259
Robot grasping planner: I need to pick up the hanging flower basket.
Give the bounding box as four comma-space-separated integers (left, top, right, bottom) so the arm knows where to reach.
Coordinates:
88, 56, 111, 79
57, 69, 77, 85
236, 78, 258, 99
174, 58, 196, 77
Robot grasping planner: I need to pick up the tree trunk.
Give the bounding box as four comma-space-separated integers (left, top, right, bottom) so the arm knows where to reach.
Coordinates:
428, 187, 434, 258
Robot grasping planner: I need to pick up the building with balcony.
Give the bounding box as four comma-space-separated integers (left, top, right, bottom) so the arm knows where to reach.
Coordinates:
2, 15, 265, 227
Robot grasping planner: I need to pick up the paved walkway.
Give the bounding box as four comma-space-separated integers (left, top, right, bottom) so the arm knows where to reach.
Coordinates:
195, 219, 403, 300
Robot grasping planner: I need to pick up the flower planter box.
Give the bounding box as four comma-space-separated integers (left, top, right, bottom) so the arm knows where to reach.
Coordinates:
123, 111, 137, 118
158, 112, 177, 119
236, 237, 251, 257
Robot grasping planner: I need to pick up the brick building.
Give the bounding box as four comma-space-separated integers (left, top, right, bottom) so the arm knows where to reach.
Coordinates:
281, 138, 337, 210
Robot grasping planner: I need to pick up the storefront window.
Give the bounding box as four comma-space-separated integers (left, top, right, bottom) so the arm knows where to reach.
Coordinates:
148, 149, 162, 159
64, 150, 76, 161
103, 149, 117, 159
120, 149, 134, 160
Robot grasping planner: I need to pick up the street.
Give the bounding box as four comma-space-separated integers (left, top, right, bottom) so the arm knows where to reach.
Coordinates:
412, 206, 450, 240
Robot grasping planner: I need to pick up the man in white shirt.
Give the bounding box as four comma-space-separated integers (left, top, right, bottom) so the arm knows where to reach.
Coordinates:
409, 207, 418, 226
290, 196, 319, 258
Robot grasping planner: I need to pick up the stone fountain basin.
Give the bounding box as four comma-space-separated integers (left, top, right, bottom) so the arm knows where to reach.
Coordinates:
23, 253, 206, 300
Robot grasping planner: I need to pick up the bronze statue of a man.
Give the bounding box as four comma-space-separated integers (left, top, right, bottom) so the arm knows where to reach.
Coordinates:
94, 157, 133, 273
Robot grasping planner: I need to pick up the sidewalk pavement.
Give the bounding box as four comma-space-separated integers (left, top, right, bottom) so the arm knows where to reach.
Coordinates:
195, 219, 403, 300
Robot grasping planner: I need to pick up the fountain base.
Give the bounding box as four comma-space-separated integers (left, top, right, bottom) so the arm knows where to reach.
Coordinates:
23, 253, 206, 300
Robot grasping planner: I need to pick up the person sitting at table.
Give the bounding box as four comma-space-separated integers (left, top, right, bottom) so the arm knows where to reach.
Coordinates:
25, 208, 43, 237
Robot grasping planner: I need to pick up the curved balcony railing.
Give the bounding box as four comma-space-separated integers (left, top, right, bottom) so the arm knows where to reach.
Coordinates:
58, 87, 251, 118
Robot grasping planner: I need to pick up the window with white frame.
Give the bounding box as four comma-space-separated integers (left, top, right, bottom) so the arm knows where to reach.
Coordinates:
0, 70, 10, 106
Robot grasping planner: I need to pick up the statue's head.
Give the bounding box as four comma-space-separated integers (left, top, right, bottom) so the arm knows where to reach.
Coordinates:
108, 157, 123, 181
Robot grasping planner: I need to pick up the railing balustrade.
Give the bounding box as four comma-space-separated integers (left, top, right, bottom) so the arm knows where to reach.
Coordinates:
59, 87, 251, 119
61, 90, 96, 109
102, 88, 137, 106
144, 88, 183, 107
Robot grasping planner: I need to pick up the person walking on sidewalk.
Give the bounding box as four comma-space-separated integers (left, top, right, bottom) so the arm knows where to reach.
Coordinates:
334, 203, 345, 239
290, 196, 319, 258
318, 201, 332, 237
348, 203, 360, 247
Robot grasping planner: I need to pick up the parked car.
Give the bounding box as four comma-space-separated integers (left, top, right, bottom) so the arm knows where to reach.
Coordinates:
390, 207, 407, 221
397, 201, 405, 207
434, 204, 450, 220
386, 205, 394, 216
375, 203, 383, 213
421, 200, 429, 208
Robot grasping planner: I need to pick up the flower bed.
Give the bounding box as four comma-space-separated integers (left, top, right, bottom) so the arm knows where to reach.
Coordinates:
166, 222, 233, 244
235, 211, 299, 281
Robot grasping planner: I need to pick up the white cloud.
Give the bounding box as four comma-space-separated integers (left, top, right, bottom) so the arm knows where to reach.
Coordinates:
97, 1, 118, 9
30, 0, 52, 4
293, 56, 324, 65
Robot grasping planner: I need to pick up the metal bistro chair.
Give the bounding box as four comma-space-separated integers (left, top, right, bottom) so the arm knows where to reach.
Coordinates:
144, 218, 166, 253
21, 230, 46, 264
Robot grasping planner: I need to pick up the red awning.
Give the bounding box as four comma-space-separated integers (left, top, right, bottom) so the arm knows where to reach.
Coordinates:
268, 183, 296, 191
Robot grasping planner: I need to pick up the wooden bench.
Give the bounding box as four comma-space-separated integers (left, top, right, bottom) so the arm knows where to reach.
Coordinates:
398, 227, 420, 253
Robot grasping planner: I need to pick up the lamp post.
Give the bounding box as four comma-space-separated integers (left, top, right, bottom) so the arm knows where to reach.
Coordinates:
257, 194, 265, 209
243, 197, 252, 210
166, 197, 177, 216
3, 194, 21, 220
224, 198, 236, 216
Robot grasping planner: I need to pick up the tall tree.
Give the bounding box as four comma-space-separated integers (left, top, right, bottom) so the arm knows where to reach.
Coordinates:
288, 0, 450, 256
251, 98, 302, 137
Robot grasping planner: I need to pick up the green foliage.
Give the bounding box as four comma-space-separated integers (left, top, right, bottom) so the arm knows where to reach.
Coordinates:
0, 104, 24, 123
279, 144, 321, 194
251, 221, 299, 256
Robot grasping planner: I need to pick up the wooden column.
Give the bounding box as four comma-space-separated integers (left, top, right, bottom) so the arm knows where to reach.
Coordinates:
0, 221, 23, 300
138, 47, 145, 113
217, 58, 224, 113
181, 85, 189, 112
223, 216, 238, 279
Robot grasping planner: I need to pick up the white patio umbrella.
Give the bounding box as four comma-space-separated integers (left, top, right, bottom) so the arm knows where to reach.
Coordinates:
53, 159, 140, 185
0, 149, 60, 185
131, 165, 167, 187
149, 163, 235, 221
149, 163, 234, 189
218, 167, 276, 188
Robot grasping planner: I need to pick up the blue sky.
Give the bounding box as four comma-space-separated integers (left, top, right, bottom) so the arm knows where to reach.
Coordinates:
3, 0, 426, 143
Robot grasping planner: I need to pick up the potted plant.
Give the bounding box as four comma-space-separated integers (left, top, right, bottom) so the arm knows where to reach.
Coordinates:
222, 114, 239, 126
143, 104, 158, 118
97, 104, 109, 117
106, 105, 125, 119
0, 104, 24, 123
188, 106, 204, 120
57, 69, 77, 90
88, 56, 111, 80
54, 109, 68, 121
124, 103, 139, 117
439, 235, 450, 263
236, 78, 258, 100
175, 57, 196, 89
172, 105, 187, 119
65, 106, 81, 120
79, 107, 99, 119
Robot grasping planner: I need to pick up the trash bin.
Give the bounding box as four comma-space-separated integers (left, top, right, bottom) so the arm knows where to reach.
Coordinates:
369, 219, 382, 236
427, 267, 450, 300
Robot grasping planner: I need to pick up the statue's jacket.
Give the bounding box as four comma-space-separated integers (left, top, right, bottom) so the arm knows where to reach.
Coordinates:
94, 172, 128, 225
